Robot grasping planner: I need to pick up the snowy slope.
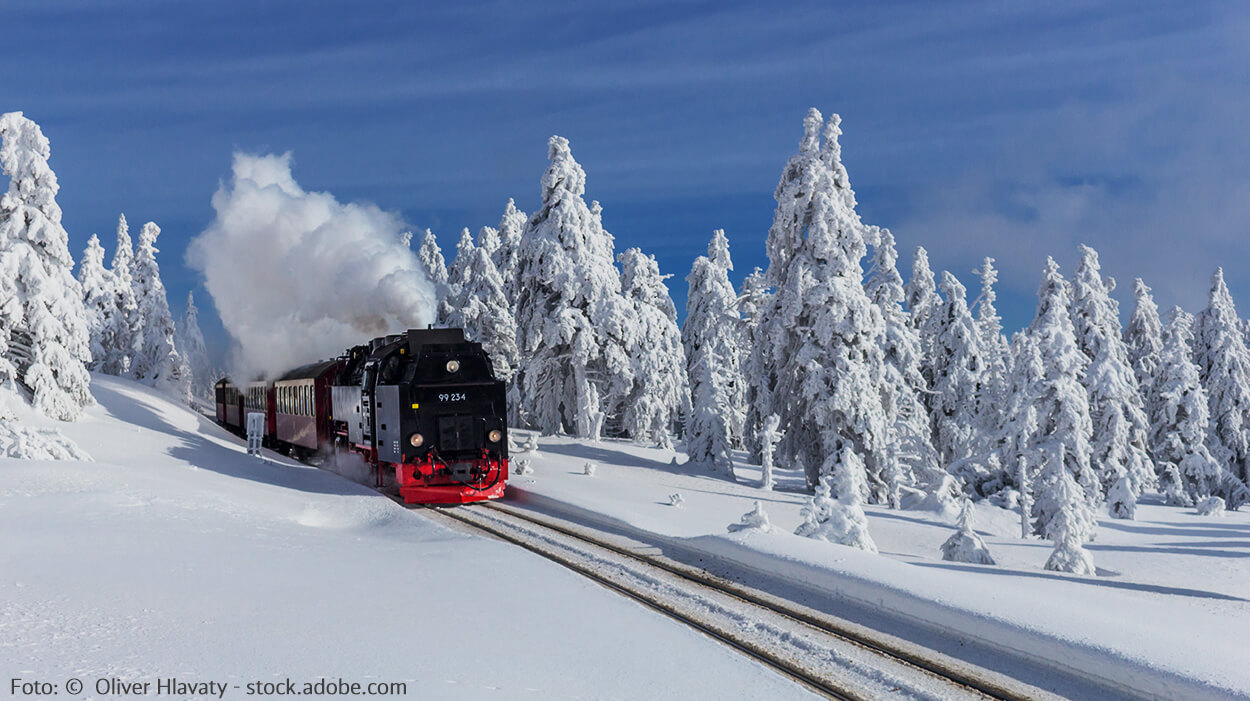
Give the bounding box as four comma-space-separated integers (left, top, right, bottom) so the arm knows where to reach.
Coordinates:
0, 376, 816, 700
508, 436, 1250, 700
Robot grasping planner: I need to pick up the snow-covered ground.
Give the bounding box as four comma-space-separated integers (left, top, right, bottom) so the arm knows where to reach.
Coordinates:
6, 375, 1249, 700
508, 436, 1250, 700
0, 376, 816, 700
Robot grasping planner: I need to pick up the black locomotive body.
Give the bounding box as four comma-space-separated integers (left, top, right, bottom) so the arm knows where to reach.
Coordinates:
215, 327, 508, 504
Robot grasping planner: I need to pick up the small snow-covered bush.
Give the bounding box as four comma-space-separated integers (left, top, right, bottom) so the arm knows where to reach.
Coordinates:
988, 488, 1020, 510
793, 450, 877, 553
513, 458, 533, 476
0, 421, 91, 460
899, 473, 960, 516
522, 434, 539, 453
1196, 496, 1226, 517
727, 501, 772, 533
583, 462, 596, 476
940, 498, 995, 565
668, 493, 684, 507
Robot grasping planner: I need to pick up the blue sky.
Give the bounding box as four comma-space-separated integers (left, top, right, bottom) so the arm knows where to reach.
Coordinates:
3, 1, 1249, 361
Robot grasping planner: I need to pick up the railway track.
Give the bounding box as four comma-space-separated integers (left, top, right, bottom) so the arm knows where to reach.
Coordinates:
415, 499, 1063, 701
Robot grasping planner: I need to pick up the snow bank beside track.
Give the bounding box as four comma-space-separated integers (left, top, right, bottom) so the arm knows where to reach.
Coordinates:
507, 485, 1249, 701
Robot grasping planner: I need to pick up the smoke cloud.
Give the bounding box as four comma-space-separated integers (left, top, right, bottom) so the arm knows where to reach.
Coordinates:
188, 152, 436, 379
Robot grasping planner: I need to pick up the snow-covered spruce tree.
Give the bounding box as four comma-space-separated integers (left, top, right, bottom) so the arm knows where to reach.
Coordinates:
1125, 279, 1163, 412
1040, 443, 1098, 575
738, 266, 771, 461
906, 245, 940, 337
104, 214, 140, 376
493, 199, 526, 299
1194, 268, 1250, 507
177, 291, 212, 401
864, 226, 939, 504
1026, 258, 1099, 537
0, 112, 93, 419
448, 228, 519, 383
683, 230, 744, 472
906, 245, 942, 396
1071, 245, 1153, 517
474, 225, 500, 262
440, 228, 476, 329
618, 248, 689, 448
416, 229, 448, 323
756, 109, 890, 499
974, 257, 1011, 469
77, 234, 116, 371
129, 221, 190, 402
929, 271, 989, 489
512, 136, 631, 439
793, 447, 877, 552
1152, 307, 1222, 502
1001, 332, 1044, 497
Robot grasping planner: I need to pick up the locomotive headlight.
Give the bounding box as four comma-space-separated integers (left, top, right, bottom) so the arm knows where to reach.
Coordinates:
446, 359, 461, 373
409, 433, 425, 448
488, 429, 503, 443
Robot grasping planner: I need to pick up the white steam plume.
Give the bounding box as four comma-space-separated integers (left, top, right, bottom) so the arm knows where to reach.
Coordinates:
187, 152, 437, 379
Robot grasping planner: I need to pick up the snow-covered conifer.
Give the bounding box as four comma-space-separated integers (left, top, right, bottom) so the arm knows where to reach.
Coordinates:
0, 112, 93, 419
512, 136, 631, 439
1071, 245, 1153, 517
129, 221, 189, 402
1001, 332, 1044, 527
974, 258, 1011, 454
618, 248, 689, 447
865, 227, 939, 502
77, 235, 115, 371
929, 271, 989, 487
756, 109, 889, 499
906, 245, 940, 336
738, 267, 771, 460
1152, 307, 1222, 502
416, 228, 448, 323
683, 230, 743, 470
1194, 268, 1250, 506
417, 229, 447, 286
440, 228, 476, 328
940, 497, 996, 565
493, 199, 526, 298
1026, 259, 1099, 536
104, 214, 140, 376
453, 241, 519, 383
906, 246, 942, 391
177, 292, 212, 401
1041, 444, 1098, 575
1125, 279, 1163, 408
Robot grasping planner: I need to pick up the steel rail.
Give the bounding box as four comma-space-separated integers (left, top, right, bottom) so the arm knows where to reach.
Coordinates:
418, 502, 865, 701
476, 501, 1056, 701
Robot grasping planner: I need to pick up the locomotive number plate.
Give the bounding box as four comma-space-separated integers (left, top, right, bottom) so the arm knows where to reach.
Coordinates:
438, 392, 468, 402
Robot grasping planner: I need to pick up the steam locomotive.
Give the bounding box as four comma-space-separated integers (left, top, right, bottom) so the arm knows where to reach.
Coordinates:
215, 328, 508, 504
